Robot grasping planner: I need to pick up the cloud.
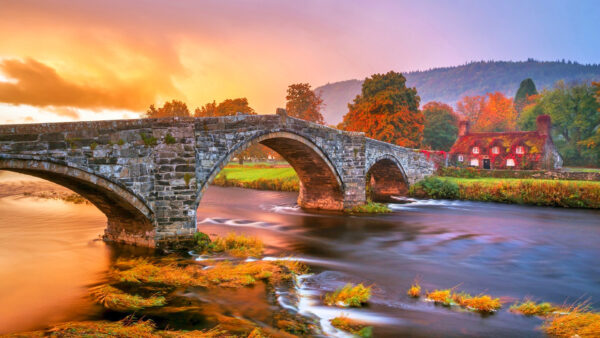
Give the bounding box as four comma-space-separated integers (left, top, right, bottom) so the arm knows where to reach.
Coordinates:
47, 107, 80, 119
0, 58, 179, 111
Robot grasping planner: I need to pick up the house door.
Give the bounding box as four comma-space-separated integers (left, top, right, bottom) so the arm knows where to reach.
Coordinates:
483, 159, 491, 169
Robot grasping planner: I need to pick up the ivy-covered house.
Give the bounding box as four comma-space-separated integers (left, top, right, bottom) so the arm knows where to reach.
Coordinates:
449, 115, 563, 170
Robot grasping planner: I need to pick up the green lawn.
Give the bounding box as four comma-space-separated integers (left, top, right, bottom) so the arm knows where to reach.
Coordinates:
563, 167, 600, 173
441, 176, 600, 186
217, 165, 297, 182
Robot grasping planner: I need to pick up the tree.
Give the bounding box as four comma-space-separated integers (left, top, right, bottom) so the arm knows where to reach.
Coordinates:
477, 92, 517, 132
456, 95, 485, 126
514, 78, 538, 114
146, 100, 190, 118
340, 71, 423, 147
285, 83, 325, 124
194, 98, 255, 117
456, 93, 517, 132
422, 102, 459, 151
518, 81, 600, 166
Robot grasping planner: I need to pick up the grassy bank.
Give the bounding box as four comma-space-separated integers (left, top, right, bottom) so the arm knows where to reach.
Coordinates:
212, 162, 300, 192
410, 176, 600, 208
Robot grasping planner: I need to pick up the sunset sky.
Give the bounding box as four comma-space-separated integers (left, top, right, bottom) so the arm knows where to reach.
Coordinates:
0, 0, 599, 124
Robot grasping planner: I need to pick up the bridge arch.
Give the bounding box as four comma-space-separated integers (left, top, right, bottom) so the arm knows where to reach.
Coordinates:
197, 131, 345, 210
366, 155, 409, 202
0, 156, 155, 246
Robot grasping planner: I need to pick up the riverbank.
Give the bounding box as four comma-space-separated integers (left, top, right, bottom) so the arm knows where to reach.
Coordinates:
410, 176, 600, 208
212, 162, 299, 192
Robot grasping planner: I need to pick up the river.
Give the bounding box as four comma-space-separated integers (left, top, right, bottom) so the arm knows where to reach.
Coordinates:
1, 171, 599, 336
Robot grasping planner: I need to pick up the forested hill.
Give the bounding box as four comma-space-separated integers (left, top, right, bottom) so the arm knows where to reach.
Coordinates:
315, 60, 600, 124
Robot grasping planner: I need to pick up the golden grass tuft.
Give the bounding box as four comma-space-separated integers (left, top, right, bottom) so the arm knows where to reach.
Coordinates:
542, 304, 600, 337
407, 283, 421, 298
90, 284, 166, 311
330, 315, 373, 338
211, 232, 264, 258
510, 300, 560, 316
111, 256, 306, 289
324, 283, 372, 307
426, 289, 501, 313
47, 319, 157, 337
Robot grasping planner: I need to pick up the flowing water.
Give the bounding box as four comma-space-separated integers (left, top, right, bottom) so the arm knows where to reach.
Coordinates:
1, 171, 599, 336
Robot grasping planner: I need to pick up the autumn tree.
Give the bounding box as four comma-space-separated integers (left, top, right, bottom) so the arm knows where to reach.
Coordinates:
422, 102, 459, 151
146, 100, 190, 118
514, 78, 538, 114
456, 95, 485, 126
194, 98, 256, 117
340, 71, 423, 147
519, 81, 600, 166
456, 93, 517, 132
285, 83, 325, 124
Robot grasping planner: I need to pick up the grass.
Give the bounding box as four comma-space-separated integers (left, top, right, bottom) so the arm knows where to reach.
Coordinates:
345, 201, 391, 214
510, 300, 560, 316
8, 318, 238, 337
90, 284, 166, 311
542, 304, 600, 337
330, 315, 373, 337
111, 256, 307, 289
212, 163, 300, 192
407, 283, 421, 298
563, 167, 600, 173
211, 232, 264, 258
425, 289, 502, 313
324, 283, 372, 307
410, 176, 600, 208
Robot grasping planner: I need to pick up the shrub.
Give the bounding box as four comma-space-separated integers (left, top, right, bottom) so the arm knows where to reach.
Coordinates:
346, 201, 391, 214
90, 141, 98, 150
194, 231, 212, 252
164, 133, 177, 145
117, 138, 125, 146
140, 132, 157, 147
324, 283, 372, 307
409, 177, 459, 199
330, 315, 373, 337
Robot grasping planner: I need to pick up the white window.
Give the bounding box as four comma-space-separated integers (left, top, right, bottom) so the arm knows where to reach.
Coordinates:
492, 146, 500, 154
506, 158, 515, 167
515, 146, 525, 154
470, 159, 479, 167
472, 147, 479, 154
458, 155, 464, 162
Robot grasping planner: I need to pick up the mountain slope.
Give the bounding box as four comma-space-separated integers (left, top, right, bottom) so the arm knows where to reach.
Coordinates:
315, 60, 600, 125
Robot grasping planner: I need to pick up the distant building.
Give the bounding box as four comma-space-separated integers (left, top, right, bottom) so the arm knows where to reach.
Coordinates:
449, 115, 563, 170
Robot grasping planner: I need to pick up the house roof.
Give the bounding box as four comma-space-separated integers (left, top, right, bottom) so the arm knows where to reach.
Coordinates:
450, 130, 549, 155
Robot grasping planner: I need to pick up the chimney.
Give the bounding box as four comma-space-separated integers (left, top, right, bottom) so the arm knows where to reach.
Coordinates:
536, 115, 551, 136
458, 120, 470, 137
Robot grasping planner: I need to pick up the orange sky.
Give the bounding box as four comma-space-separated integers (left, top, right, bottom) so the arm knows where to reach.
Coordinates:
1, 0, 599, 124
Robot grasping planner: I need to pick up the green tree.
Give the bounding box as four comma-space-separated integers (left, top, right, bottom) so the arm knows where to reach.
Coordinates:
146, 100, 190, 118
519, 81, 600, 166
514, 78, 538, 114
341, 71, 423, 147
285, 83, 325, 124
422, 102, 459, 151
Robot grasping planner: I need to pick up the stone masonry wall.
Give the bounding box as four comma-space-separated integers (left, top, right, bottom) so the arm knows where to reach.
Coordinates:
0, 114, 435, 248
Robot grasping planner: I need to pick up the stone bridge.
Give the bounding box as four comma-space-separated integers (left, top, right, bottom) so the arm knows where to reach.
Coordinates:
0, 111, 435, 248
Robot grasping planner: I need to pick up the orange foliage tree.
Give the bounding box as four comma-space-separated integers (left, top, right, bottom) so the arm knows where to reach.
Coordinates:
285, 83, 325, 124
340, 71, 423, 147
456, 92, 517, 132
194, 98, 256, 117
146, 100, 190, 118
